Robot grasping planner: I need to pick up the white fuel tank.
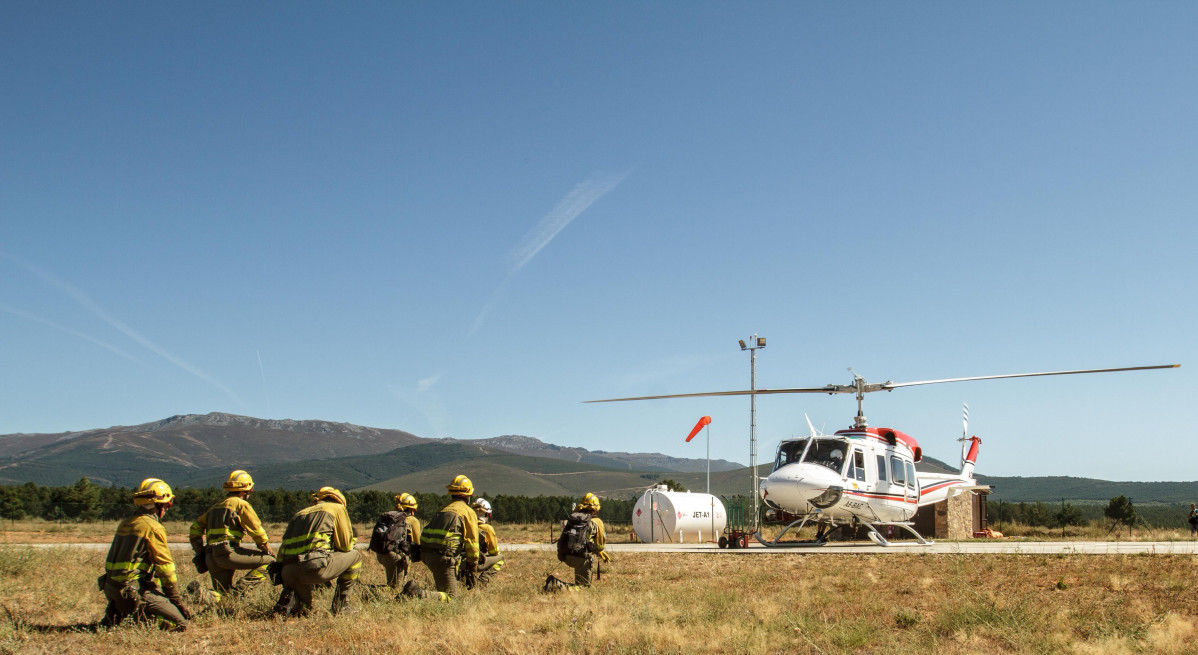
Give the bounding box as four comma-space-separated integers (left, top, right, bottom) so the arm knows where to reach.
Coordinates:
632, 486, 727, 544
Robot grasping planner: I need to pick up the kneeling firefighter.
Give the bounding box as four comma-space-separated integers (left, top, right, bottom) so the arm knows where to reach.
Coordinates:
544, 492, 609, 592
402, 474, 478, 602
99, 478, 192, 630
471, 498, 504, 588
368, 492, 422, 589
188, 470, 275, 603
274, 486, 362, 615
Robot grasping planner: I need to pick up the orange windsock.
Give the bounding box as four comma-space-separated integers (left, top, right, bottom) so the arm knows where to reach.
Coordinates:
685, 416, 712, 442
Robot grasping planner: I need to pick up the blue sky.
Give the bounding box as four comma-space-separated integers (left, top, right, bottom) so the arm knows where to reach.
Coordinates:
2, 3, 1193, 483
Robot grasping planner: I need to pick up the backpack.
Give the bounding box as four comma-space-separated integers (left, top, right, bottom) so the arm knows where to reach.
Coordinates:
368, 511, 411, 555
557, 512, 595, 561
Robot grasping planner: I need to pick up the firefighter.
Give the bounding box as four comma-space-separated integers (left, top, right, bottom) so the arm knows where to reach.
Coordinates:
374, 492, 422, 589
274, 486, 363, 616
188, 470, 275, 604
99, 478, 192, 630
544, 492, 609, 592
401, 474, 478, 602
471, 498, 504, 587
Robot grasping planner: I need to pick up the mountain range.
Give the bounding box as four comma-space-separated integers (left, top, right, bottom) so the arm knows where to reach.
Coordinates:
2, 412, 1194, 503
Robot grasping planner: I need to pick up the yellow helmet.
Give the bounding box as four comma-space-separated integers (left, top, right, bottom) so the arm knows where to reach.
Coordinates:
133, 478, 175, 508
223, 470, 255, 492
312, 486, 347, 505
395, 493, 418, 511
578, 492, 601, 513
446, 474, 474, 497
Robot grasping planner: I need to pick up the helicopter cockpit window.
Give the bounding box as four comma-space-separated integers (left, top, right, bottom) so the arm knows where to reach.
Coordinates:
774, 439, 810, 470
890, 456, 906, 486
851, 451, 866, 482
808, 439, 849, 474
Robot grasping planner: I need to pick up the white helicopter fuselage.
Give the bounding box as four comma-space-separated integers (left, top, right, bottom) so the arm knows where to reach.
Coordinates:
760, 427, 981, 527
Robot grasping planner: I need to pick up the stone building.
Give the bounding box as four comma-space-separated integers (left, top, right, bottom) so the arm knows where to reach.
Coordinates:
913, 489, 989, 539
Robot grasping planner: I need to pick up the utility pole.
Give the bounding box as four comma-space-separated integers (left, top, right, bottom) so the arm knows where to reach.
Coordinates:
739, 334, 766, 529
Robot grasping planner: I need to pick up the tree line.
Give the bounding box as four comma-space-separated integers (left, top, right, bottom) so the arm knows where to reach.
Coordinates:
0, 479, 635, 525
990, 496, 1191, 530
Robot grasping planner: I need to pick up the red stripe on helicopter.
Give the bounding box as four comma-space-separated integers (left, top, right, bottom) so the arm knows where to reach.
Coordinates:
844, 490, 919, 504
919, 480, 968, 496
835, 428, 922, 461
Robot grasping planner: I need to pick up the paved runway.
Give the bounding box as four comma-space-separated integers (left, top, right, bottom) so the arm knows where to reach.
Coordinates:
8, 540, 1198, 555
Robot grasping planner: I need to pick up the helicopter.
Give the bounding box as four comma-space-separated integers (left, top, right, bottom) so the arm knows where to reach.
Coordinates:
587, 363, 1180, 547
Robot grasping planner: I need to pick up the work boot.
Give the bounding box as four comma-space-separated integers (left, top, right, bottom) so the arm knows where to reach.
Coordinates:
399, 580, 422, 599
331, 590, 358, 615
542, 574, 568, 593
99, 602, 123, 629
271, 587, 296, 617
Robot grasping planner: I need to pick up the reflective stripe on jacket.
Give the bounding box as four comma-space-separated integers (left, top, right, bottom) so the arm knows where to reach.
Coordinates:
189, 495, 270, 551
104, 511, 177, 584
422, 499, 479, 560
279, 501, 355, 563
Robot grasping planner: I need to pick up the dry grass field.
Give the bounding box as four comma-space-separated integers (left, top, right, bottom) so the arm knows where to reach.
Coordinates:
3, 536, 1198, 655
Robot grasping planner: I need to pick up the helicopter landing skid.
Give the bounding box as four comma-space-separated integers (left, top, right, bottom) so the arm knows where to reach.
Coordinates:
755, 517, 850, 547
861, 520, 933, 547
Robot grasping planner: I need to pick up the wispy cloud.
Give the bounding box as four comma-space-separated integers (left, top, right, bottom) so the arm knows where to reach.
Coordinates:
3, 252, 245, 406
470, 169, 632, 336
0, 301, 154, 369
387, 376, 449, 437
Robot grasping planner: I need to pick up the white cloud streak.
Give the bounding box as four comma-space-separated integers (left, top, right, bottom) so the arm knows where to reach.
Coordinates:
469, 169, 631, 336
0, 301, 154, 369
3, 253, 245, 407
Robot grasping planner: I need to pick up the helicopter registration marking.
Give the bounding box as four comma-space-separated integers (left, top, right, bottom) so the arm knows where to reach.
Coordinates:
844, 500, 866, 510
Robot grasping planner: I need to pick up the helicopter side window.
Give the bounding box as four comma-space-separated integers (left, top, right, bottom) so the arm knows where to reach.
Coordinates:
851, 450, 866, 482
876, 455, 888, 482
890, 456, 905, 486
905, 461, 918, 490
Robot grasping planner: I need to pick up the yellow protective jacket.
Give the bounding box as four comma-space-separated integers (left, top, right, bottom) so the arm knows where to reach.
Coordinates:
104, 510, 178, 585
406, 514, 422, 546
422, 499, 479, 561
189, 495, 269, 552
591, 517, 607, 553
479, 523, 500, 557
278, 501, 355, 563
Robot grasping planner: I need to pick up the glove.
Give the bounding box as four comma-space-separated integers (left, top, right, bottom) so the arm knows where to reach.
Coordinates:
191, 550, 208, 575
259, 542, 275, 557
599, 550, 611, 562
161, 582, 193, 620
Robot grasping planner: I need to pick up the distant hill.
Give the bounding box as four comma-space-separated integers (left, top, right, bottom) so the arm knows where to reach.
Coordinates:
0, 413, 425, 487
463, 434, 742, 473
977, 475, 1198, 504
0, 413, 746, 491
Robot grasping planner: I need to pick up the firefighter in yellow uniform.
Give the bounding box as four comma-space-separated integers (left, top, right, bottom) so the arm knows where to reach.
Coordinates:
471, 498, 504, 587
402, 474, 478, 602
374, 492, 422, 589
99, 478, 192, 630
188, 470, 275, 603
544, 492, 609, 592
275, 486, 363, 616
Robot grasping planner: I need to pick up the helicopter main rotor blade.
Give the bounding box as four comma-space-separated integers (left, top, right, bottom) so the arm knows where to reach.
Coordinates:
583, 364, 1179, 403
878, 364, 1180, 390
583, 387, 842, 403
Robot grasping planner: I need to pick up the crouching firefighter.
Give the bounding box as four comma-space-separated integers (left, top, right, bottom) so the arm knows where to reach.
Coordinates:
368, 492, 422, 589
99, 478, 192, 630
272, 486, 362, 616
544, 492, 609, 593
188, 470, 275, 604
401, 475, 478, 602
471, 498, 504, 588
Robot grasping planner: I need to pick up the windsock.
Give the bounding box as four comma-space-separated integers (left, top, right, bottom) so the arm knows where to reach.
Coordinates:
685, 416, 712, 442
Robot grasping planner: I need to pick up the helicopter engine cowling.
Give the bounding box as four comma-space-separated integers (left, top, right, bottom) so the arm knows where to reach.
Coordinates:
760, 463, 846, 514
